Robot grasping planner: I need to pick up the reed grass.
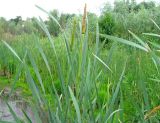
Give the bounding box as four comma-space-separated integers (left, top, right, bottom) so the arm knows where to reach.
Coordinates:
1, 6, 160, 123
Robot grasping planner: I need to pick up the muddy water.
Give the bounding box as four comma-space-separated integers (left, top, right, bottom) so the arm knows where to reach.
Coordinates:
0, 97, 36, 122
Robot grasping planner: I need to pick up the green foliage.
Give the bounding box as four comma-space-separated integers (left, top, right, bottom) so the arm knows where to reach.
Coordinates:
100, 1, 160, 39
99, 12, 115, 36
1, 17, 159, 122
1, 1, 160, 123
99, 12, 115, 44
114, 1, 129, 14
46, 10, 60, 37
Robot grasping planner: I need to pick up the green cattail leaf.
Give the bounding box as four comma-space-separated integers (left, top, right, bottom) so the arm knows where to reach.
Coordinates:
27, 49, 45, 94
143, 33, 160, 38
105, 61, 126, 122
100, 34, 148, 52
93, 54, 112, 72
68, 86, 81, 123
6, 103, 22, 123
22, 109, 32, 123
2, 41, 23, 63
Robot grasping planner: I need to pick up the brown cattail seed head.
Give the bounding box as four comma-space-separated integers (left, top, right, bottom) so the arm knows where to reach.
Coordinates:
82, 3, 87, 34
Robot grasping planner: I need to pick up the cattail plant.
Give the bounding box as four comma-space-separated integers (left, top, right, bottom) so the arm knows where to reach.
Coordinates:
2, 3, 160, 123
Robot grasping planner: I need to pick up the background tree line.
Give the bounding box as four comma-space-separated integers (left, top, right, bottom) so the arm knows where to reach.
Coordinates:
0, 0, 159, 42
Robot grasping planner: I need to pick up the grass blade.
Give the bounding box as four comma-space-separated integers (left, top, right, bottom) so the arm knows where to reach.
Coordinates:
105, 61, 126, 121
93, 54, 112, 72
129, 30, 150, 51
6, 103, 22, 123
143, 33, 160, 38
68, 86, 81, 123
2, 41, 23, 63
106, 109, 122, 122
100, 34, 148, 52
27, 49, 45, 95
22, 109, 32, 123
25, 65, 41, 103
150, 19, 160, 31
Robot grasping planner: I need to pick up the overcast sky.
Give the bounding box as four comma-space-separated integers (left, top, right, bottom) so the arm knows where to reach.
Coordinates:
0, 0, 159, 20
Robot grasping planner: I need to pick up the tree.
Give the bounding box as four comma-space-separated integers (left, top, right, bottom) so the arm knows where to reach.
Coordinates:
101, 2, 113, 14
99, 12, 115, 43
88, 12, 98, 32
10, 16, 22, 25
21, 18, 36, 34
134, 1, 155, 11
7, 21, 16, 35
0, 17, 8, 38
114, 1, 129, 14
59, 13, 75, 29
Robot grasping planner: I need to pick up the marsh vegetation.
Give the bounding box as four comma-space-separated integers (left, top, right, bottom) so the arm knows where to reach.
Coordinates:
1, 1, 160, 122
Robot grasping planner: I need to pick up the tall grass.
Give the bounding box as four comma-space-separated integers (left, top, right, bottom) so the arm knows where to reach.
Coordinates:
1, 7, 160, 123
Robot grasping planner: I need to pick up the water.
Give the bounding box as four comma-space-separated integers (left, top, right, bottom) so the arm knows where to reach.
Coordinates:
0, 89, 35, 122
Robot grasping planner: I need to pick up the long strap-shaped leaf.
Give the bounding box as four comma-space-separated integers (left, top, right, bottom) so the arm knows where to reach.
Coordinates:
27, 49, 45, 95
6, 102, 22, 123
143, 33, 160, 38
68, 86, 82, 123
100, 34, 148, 52
2, 41, 23, 63
93, 54, 112, 72
105, 61, 126, 122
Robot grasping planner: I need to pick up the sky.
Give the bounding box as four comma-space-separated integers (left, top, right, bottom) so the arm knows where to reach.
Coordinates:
0, 0, 159, 20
